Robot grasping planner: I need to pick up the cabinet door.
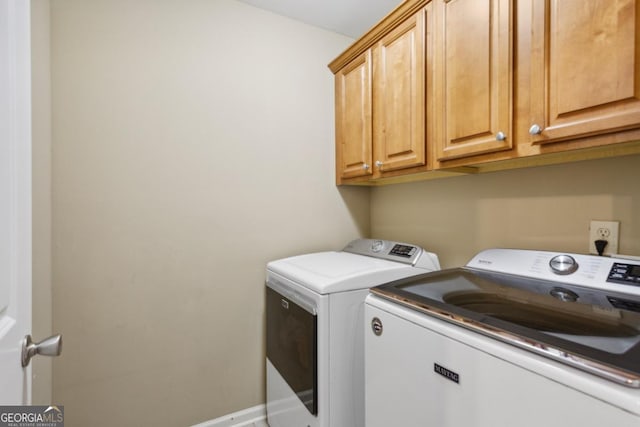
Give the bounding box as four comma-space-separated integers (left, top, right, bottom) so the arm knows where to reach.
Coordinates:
529, 0, 640, 144
372, 6, 428, 173
434, 0, 513, 161
335, 51, 373, 181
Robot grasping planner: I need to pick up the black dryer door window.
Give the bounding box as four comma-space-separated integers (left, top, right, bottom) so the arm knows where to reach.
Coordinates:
266, 285, 318, 415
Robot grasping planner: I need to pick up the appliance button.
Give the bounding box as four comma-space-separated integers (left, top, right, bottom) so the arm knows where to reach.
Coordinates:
371, 240, 384, 253
549, 255, 579, 275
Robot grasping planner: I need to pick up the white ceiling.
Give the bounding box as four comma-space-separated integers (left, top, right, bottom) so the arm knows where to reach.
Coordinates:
237, 0, 403, 38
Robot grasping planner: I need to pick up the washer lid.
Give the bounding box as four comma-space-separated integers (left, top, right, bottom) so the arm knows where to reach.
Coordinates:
372, 266, 640, 387
267, 251, 425, 294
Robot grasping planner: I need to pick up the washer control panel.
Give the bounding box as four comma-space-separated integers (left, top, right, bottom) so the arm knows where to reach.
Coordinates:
607, 263, 640, 286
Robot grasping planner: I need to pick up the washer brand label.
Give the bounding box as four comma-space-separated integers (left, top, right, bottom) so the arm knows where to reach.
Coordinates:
434, 363, 459, 384
371, 317, 383, 336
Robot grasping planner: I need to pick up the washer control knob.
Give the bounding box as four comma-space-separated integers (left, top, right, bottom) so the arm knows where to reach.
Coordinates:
371, 317, 383, 336
549, 255, 579, 275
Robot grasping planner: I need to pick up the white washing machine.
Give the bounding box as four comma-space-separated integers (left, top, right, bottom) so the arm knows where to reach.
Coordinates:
365, 249, 640, 427
265, 239, 440, 427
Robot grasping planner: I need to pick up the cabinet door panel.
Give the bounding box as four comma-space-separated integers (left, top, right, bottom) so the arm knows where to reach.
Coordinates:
335, 51, 373, 180
373, 8, 427, 173
531, 0, 640, 144
435, 0, 513, 161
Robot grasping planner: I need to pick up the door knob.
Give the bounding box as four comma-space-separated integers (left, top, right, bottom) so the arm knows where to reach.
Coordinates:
496, 131, 507, 141
21, 334, 63, 367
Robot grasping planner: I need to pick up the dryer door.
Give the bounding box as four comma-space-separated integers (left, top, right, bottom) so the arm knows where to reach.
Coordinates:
266, 284, 317, 415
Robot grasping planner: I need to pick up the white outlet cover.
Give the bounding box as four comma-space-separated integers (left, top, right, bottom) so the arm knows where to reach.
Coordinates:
589, 220, 620, 255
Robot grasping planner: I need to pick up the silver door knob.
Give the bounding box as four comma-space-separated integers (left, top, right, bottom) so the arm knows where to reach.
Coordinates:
21, 334, 63, 367
529, 124, 543, 135
362, 163, 370, 170
496, 132, 507, 141
375, 160, 384, 168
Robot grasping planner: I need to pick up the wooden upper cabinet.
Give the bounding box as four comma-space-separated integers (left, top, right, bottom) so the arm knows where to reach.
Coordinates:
333, 2, 431, 183
434, 0, 513, 161
529, 0, 640, 144
335, 50, 373, 181
330, 0, 640, 185
372, 7, 429, 173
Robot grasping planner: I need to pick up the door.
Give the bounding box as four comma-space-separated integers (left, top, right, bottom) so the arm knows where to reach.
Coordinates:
529, 0, 640, 144
434, 0, 513, 161
0, 0, 32, 404
266, 283, 317, 415
372, 5, 429, 174
335, 50, 373, 181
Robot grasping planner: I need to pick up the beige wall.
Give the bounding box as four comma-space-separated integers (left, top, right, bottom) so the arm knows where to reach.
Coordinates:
31, 0, 53, 405
371, 155, 640, 268
50, 1, 367, 425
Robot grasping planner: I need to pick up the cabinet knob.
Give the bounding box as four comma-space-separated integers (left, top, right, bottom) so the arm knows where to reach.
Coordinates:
529, 124, 543, 135
496, 132, 507, 141
375, 160, 384, 168
362, 163, 370, 170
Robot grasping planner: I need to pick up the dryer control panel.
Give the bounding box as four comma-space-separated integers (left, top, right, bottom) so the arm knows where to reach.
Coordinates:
389, 244, 418, 258
344, 239, 421, 264
343, 239, 440, 270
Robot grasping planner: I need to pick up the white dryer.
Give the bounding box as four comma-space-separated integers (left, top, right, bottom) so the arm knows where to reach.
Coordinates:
265, 239, 440, 427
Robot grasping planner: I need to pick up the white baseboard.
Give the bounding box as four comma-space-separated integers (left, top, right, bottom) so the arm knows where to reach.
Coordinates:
191, 404, 267, 427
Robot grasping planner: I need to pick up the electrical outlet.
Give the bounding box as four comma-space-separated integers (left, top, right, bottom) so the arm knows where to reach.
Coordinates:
589, 220, 620, 256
